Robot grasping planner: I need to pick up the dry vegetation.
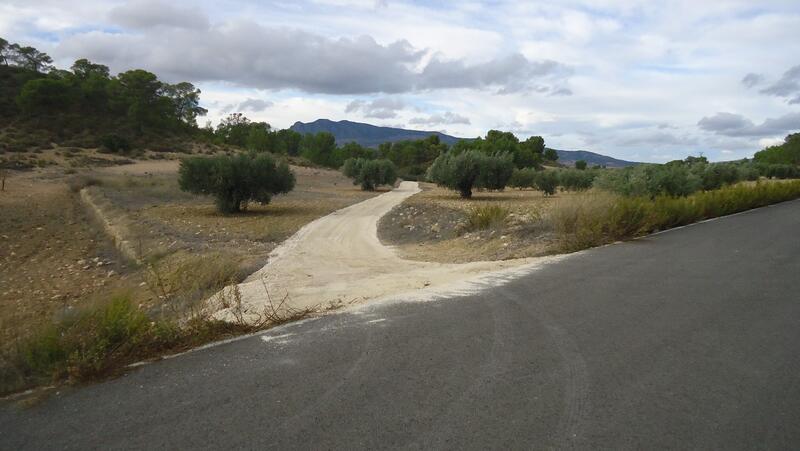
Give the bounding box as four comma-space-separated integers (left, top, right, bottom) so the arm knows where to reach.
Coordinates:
381, 179, 800, 263
0, 150, 378, 395
379, 182, 569, 262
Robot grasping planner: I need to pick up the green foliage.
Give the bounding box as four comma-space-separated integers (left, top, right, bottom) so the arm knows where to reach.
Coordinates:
451, 131, 544, 169
543, 148, 559, 162
427, 150, 514, 198
378, 135, 445, 179
534, 170, 559, 195
508, 168, 538, 189
575, 160, 587, 170
466, 205, 510, 231
179, 152, 295, 213
756, 163, 800, 179
552, 180, 800, 252
1, 38, 209, 148
558, 169, 596, 191
299, 131, 337, 167
753, 133, 800, 165
341, 157, 397, 190
14, 295, 151, 382
100, 134, 131, 154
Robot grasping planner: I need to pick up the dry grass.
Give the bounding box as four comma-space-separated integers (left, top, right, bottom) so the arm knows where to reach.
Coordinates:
0, 159, 379, 395
380, 182, 570, 263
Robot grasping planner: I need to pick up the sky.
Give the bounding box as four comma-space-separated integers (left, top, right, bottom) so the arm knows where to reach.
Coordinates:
2, 0, 800, 162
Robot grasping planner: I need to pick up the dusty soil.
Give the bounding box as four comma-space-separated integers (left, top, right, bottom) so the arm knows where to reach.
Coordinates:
0, 156, 379, 344
379, 183, 564, 263
0, 169, 142, 345
215, 181, 554, 321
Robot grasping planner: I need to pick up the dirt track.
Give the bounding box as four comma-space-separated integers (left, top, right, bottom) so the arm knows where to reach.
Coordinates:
215, 181, 557, 320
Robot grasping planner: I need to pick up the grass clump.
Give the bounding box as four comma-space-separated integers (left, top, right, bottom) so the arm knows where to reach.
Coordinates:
466, 205, 510, 231
550, 180, 800, 252
67, 174, 104, 192
2, 295, 161, 391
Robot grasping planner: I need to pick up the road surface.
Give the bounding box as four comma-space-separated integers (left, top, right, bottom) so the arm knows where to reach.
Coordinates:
2, 199, 800, 449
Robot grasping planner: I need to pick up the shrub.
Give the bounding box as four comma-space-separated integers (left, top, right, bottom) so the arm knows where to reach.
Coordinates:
558, 169, 596, 191
427, 150, 514, 198
534, 170, 559, 195
179, 152, 295, 213
508, 168, 537, 189
550, 180, 800, 252
100, 134, 131, 154
67, 174, 103, 192
341, 158, 398, 191
466, 205, 510, 231
575, 160, 587, 170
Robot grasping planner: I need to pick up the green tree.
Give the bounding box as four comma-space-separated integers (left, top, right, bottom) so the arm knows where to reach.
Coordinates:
427, 150, 514, 198
179, 153, 295, 213
245, 122, 274, 152
163, 82, 207, 126
299, 132, 337, 167
16, 77, 74, 115
342, 158, 397, 190
0, 38, 11, 66
575, 160, 587, 170
109, 69, 169, 133
543, 148, 559, 162
11, 45, 53, 72
275, 129, 302, 155
534, 170, 559, 195
216, 113, 252, 146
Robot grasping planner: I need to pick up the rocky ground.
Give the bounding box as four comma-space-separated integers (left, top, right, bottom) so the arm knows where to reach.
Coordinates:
379, 183, 564, 263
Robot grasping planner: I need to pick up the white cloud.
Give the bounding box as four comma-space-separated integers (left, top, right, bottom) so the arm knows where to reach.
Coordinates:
409, 112, 471, 126
3, 0, 800, 162
345, 97, 405, 118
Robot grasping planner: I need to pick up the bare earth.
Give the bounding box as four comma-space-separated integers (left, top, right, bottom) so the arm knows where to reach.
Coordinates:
215, 181, 560, 320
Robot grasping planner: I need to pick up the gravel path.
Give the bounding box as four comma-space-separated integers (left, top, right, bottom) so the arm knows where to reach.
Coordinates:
214, 181, 555, 320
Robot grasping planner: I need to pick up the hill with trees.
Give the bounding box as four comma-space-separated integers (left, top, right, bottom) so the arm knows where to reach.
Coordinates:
290, 119, 639, 167
753, 134, 800, 165
0, 37, 207, 153
290, 119, 462, 147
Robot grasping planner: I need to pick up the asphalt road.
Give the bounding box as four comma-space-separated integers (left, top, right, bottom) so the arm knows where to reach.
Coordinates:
2, 200, 800, 450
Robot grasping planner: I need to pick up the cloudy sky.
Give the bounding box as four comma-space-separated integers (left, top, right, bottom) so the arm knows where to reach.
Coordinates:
3, 0, 800, 162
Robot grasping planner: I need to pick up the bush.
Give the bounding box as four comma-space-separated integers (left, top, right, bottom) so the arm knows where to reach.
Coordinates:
558, 169, 596, 191
341, 158, 397, 191
427, 150, 514, 198
13, 295, 151, 383
534, 170, 559, 195
550, 180, 800, 252
100, 134, 131, 154
575, 160, 587, 170
466, 205, 510, 231
508, 168, 538, 189
179, 152, 295, 213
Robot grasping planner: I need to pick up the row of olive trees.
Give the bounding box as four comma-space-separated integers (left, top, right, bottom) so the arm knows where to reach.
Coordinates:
426, 150, 515, 198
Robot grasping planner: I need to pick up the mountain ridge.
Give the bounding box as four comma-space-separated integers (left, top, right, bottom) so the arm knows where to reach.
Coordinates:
290, 119, 638, 167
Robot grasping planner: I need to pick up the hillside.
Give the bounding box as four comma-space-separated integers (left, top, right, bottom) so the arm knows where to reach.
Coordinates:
290, 119, 462, 147
290, 119, 638, 167
553, 149, 638, 168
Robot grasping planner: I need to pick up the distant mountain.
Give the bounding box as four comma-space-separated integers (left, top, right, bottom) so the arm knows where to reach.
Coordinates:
290, 119, 462, 147
553, 149, 638, 168
290, 119, 638, 167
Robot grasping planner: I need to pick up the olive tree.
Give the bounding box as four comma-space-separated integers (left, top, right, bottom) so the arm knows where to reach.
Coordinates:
426, 151, 514, 198
342, 158, 397, 191
179, 153, 295, 213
